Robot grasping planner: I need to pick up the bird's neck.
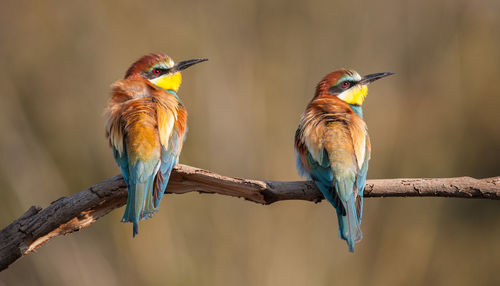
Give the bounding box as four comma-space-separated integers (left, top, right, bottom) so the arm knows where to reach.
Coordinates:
349, 104, 363, 118
162, 88, 180, 101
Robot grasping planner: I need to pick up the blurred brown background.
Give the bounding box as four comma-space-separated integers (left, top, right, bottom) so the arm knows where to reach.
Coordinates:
1, 0, 500, 285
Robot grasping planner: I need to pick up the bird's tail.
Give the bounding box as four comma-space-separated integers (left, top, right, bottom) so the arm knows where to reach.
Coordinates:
338, 197, 362, 252
121, 160, 159, 237
335, 180, 362, 252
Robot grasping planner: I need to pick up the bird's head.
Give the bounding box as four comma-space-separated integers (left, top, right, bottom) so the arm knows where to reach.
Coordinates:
125, 53, 207, 92
318, 69, 394, 106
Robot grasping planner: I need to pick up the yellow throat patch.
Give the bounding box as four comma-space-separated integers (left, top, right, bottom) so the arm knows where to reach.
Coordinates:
150, 72, 182, 92
338, 84, 368, 106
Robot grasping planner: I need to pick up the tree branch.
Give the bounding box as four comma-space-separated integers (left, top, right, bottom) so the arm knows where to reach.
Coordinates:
1, 163, 499, 271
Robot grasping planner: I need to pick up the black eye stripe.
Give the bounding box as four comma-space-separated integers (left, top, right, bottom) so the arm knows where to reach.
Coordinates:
342, 80, 357, 87
327, 80, 358, 95
142, 68, 171, 79
154, 68, 171, 76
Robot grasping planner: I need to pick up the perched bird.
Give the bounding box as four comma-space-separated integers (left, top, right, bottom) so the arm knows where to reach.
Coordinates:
105, 53, 207, 236
294, 69, 393, 251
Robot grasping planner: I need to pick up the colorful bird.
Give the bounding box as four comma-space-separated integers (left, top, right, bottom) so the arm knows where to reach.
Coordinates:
105, 53, 207, 236
294, 69, 393, 251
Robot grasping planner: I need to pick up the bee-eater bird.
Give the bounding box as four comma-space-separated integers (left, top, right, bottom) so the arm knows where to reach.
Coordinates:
105, 53, 207, 236
294, 69, 393, 251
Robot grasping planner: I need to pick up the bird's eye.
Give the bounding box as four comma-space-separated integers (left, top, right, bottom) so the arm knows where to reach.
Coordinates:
341, 81, 350, 89
152, 68, 161, 75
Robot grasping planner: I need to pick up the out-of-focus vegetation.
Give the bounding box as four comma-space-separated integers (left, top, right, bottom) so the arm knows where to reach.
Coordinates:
1, 0, 499, 285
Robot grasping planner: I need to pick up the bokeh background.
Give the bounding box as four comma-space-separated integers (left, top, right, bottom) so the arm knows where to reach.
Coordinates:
1, 0, 500, 285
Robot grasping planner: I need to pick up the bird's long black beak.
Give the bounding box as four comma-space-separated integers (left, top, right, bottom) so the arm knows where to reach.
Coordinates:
359, 72, 394, 85
173, 58, 208, 72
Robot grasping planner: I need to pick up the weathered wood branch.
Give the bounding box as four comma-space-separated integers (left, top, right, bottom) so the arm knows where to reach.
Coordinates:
1, 163, 499, 271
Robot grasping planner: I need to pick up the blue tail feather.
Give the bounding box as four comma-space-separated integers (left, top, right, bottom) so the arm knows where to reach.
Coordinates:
121, 181, 140, 237
335, 179, 362, 252
340, 197, 362, 252
120, 159, 159, 237
309, 160, 363, 252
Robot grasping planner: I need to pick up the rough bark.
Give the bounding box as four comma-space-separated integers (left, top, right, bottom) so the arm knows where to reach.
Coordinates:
0, 163, 499, 271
